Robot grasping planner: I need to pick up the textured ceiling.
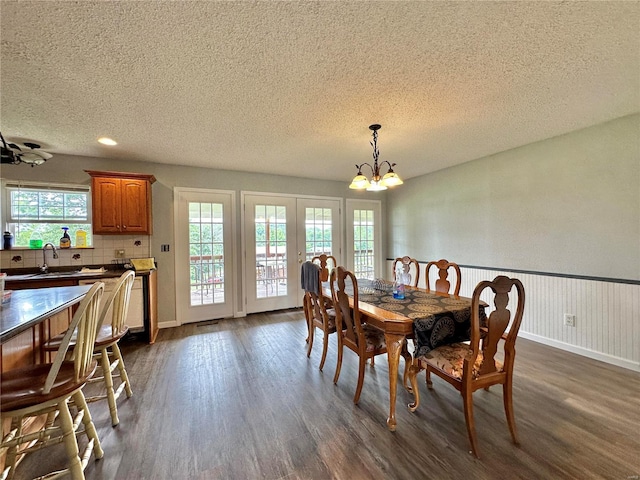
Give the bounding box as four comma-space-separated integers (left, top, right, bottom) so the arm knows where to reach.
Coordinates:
1, 1, 638, 183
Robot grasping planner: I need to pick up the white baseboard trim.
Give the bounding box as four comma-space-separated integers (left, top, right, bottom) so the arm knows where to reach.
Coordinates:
520, 331, 640, 372
158, 313, 247, 330
158, 320, 180, 329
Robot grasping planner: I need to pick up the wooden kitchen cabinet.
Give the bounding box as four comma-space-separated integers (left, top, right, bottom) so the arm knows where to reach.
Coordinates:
86, 170, 156, 234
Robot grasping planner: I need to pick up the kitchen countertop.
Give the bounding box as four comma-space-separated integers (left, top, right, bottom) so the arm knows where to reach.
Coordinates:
4, 267, 151, 284
0, 284, 92, 343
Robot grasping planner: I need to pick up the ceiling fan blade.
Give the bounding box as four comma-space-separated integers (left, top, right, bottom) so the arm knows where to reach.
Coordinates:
20, 150, 52, 161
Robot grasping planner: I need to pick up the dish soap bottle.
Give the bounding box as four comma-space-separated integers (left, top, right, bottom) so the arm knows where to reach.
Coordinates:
75, 229, 87, 248
60, 227, 71, 249
29, 231, 43, 249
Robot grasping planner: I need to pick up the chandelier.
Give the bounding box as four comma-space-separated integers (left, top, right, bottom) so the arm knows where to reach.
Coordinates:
349, 124, 403, 191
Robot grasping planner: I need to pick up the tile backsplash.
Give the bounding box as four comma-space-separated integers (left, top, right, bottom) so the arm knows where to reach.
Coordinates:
0, 235, 151, 270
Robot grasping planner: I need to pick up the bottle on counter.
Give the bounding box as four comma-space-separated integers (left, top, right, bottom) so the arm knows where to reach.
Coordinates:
3, 231, 13, 250
75, 229, 87, 248
29, 231, 43, 249
60, 227, 71, 249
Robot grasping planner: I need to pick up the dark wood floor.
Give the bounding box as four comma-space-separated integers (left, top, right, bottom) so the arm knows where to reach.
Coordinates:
14, 309, 640, 479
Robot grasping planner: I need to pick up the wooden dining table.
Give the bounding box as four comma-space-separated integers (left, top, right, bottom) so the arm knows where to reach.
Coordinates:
325, 279, 485, 431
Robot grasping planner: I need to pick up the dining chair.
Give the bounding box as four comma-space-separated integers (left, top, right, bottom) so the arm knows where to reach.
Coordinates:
407, 275, 526, 458
303, 260, 337, 371
425, 259, 461, 295
331, 266, 387, 404
44, 270, 136, 427
392, 256, 420, 287
0, 282, 105, 480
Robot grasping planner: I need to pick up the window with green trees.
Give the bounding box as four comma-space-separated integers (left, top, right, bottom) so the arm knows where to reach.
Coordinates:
4, 182, 92, 248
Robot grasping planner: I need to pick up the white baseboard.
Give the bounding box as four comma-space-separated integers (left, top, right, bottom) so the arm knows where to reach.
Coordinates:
520, 331, 640, 372
158, 320, 180, 329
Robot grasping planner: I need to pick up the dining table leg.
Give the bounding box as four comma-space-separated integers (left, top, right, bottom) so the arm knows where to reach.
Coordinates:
385, 332, 406, 432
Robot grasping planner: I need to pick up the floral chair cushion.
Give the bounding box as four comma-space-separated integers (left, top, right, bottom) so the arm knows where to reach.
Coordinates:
362, 324, 386, 352
325, 308, 337, 330
419, 343, 503, 380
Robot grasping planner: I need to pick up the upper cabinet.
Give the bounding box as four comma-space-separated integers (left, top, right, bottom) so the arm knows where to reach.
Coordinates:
85, 170, 156, 235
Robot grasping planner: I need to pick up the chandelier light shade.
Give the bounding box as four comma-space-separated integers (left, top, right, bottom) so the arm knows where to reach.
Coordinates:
349, 124, 403, 191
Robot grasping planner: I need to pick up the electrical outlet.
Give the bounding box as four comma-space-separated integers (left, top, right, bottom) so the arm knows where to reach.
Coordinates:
564, 314, 576, 327
115, 249, 125, 258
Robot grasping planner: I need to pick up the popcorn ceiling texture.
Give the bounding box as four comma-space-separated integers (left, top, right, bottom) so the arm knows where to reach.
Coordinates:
1, 1, 638, 181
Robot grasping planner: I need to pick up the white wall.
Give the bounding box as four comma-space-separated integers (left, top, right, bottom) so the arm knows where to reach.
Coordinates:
386, 114, 640, 369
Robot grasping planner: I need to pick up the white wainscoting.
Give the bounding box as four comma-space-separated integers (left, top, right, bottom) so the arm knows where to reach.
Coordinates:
387, 261, 640, 372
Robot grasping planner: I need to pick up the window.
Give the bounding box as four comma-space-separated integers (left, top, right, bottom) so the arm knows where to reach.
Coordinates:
304, 206, 333, 261
4, 181, 92, 248
189, 201, 225, 305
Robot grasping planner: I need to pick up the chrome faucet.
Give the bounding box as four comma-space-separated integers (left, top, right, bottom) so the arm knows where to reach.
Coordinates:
40, 243, 59, 273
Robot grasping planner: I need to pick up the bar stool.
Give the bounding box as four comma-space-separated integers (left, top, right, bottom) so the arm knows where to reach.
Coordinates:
0, 282, 105, 480
44, 270, 136, 427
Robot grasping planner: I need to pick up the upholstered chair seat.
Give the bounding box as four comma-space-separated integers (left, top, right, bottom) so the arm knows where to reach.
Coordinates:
418, 343, 505, 380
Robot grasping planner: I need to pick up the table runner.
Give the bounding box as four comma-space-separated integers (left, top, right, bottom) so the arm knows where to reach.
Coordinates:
356, 279, 486, 357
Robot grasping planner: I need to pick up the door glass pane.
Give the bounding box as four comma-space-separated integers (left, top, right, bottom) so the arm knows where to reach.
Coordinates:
305, 207, 333, 261
255, 204, 288, 298
189, 202, 225, 306
353, 209, 375, 279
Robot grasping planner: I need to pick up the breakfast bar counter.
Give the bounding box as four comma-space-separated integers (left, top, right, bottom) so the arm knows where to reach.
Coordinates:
0, 285, 93, 373
0, 285, 92, 343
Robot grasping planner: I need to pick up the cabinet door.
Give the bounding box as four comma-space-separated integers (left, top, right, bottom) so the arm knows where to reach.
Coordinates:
120, 179, 150, 233
92, 177, 122, 233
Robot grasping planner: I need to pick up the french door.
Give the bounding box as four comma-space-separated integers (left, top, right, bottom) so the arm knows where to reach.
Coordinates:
243, 193, 341, 314
346, 199, 382, 279
174, 188, 236, 324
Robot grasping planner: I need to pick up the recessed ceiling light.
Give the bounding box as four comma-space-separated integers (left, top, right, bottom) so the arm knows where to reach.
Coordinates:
98, 137, 117, 146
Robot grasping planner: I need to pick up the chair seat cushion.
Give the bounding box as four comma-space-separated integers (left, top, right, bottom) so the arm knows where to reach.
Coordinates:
1, 360, 97, 412
326, 308, 337, 329
312, 308, 337, 331
419, 343, 503, 380
362, 324, 386, 352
